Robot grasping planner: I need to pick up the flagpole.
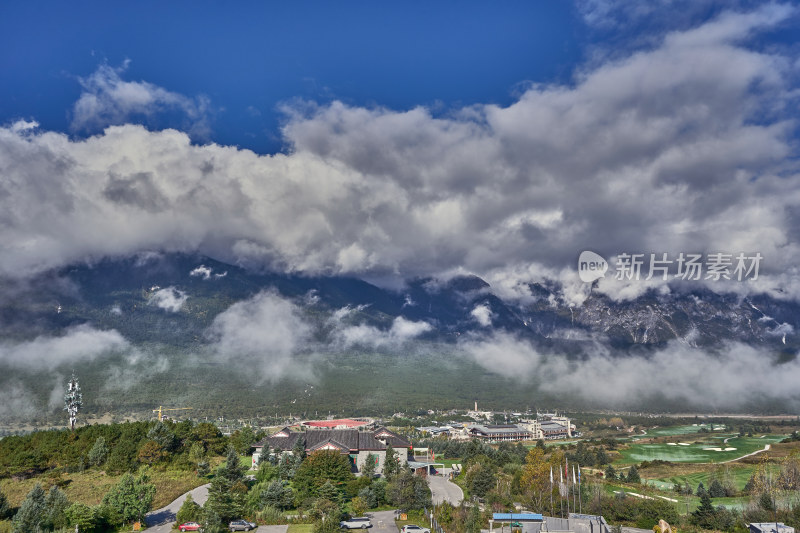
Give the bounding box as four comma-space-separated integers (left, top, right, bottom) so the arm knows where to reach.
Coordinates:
572, 465, 577, 515
578, 465, 582, 514
559, 466, 564, 518
565, 459, 570, 515
550, 465, 554, 518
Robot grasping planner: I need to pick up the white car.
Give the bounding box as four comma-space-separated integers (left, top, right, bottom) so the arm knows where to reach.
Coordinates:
340, 516, 372, 529
401, 526, 431, 533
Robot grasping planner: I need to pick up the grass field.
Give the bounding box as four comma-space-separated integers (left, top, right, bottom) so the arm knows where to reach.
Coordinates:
615, 435, 783, 465
396, 509, 428, 530
642, 464, 762, 492
0, 467, 207, 509
604, 480, 753, 514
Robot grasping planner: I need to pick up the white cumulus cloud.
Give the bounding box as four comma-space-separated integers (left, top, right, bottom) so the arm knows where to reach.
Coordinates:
148, 287, 188, 312
0, 5, 795, 306
206, 291, 313, 382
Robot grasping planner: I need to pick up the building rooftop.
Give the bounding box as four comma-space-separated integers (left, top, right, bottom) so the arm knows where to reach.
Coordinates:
255, 426, 411, 452
749, 523, 795, 533
471, 424, 530, 434
302, 418, 370, 428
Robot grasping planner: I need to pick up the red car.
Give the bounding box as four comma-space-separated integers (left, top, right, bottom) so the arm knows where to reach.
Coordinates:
179, 522, 203, 532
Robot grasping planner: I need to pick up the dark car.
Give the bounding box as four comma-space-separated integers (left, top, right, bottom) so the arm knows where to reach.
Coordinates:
229, 519, 256, 531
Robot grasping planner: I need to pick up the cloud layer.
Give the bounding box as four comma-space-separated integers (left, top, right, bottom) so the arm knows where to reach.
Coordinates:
0, 325, 129, 369
0, 6, 798, 308
460, 331, 800, 409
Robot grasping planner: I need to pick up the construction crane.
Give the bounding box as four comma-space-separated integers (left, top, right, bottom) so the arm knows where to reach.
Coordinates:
153, 406, 192, 422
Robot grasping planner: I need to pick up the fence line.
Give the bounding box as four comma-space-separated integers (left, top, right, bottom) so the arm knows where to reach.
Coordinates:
424, 507, 447, 533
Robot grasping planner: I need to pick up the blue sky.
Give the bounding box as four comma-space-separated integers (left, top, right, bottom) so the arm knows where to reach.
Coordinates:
0, 1, 799, 301
2, 1, 585, 153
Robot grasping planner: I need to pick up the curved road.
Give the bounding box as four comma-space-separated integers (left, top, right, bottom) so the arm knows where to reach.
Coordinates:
142, 471, 457, 532
428, 468, 463, 506
144, 483, 210, 532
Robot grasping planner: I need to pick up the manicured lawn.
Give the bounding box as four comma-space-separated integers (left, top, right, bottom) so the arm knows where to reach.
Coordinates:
604, 481, 752, 515
642, 464, 769, 492
615, 435, 783, 465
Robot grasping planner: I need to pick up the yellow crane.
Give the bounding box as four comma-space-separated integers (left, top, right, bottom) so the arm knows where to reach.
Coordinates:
153, 406, 192, 422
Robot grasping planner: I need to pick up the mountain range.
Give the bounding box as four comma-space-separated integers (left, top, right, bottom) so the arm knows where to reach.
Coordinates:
0, 253, 797, 423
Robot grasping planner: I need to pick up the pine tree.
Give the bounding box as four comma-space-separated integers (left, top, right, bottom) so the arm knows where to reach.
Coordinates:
626, 465, 640, 484
147, 421, 178, 452
176, 493, 203, 525
189, 442, 205, 463
202, 508, 227, 533
595, 447, 610, 465
257, 480, 295, 510
690, 492, 716, 528
87, 436, 109, 467
292, 436, 307, 461
65, 503, 98, 532
0, 488, 10, 520
102, 472, 156, 525
465, 504, 482, 533
12, 483, 46, 533
362, 453, 377, 478
357, 486, 377, 508
709, 479, 726, 497
221, 445, 245, 484
383, 443, 399, 480
470, 465, 495, 498
605, 465, 617, 480
43, 485, 70, 530
293, 450, 354, 502
318, 480, 342, 505
203, 472, 246, 525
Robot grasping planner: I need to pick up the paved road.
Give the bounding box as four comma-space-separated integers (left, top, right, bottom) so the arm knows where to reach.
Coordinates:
143, 483, 210, 532
428, 468, 463, 506
369, 510, 402, 533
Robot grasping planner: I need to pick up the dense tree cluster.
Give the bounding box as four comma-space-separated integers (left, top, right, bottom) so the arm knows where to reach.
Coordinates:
0, 420, 229, 478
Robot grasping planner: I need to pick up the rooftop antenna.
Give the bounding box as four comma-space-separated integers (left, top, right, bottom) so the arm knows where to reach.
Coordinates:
64, 372, 82, 430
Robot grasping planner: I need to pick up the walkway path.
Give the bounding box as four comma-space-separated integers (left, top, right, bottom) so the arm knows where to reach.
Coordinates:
722, 444, 771, 464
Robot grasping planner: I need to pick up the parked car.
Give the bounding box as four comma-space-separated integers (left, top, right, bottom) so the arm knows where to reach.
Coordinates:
228, 519, 256, 531
401, 526, 431, 533
340, 516, 372, 529
179, 523, 203, 532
